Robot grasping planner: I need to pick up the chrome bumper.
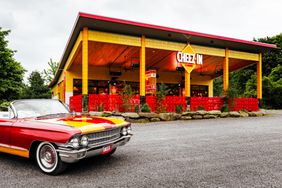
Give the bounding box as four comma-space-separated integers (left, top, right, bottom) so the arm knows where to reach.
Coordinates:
57, 135, 132, 163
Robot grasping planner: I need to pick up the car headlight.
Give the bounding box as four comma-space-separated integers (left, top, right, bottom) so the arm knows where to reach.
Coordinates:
70, 137, 80, 149
121, 127, 127, 136
127, 126, 132, 134
81, 135, 89, 147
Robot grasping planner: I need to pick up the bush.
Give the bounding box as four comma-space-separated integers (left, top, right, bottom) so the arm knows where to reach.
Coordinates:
221, 105, 229, 112
261, 65, 282, 109
156, 83, 168, 113
121, 83, 133, 112
141, 103, 151, 112
175, 105, 183, 114
197, 105, 204, 111
98, 103, 104, 112
240, 109, 248, 113
134, 105, 139, 113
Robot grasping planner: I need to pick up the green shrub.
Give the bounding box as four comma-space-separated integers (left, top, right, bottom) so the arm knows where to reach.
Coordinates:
121, 83, 133, 112
221, 105, 229, 112
98, 103, 104, 112
156, 83, 169, 113
134, 105, 139, 113
175, 105, 183, 114
141, 103, 151, 112
197, 105, 204, 111
240, 109, 248, 113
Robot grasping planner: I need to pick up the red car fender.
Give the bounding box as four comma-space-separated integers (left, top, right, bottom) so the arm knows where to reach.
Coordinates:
9, 120, 81, 158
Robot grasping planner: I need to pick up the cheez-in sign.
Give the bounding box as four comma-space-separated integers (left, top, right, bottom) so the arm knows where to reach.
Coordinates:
176, 44, 203, 65
176, 52, 203, 65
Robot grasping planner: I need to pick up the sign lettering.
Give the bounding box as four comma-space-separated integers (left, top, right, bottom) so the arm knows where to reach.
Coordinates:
176, 52, 203, 65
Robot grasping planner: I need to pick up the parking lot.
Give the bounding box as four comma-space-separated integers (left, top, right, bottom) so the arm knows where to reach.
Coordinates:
0, 111, 282, 187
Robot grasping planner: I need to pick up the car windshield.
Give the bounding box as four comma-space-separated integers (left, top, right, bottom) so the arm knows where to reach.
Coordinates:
12, 99, 70, 118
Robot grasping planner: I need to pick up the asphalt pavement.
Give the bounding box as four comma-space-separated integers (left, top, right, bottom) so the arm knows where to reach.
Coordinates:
0, 110, 282, 188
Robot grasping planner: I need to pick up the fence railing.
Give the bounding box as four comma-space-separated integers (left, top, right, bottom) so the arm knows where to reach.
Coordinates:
228, 98, 259, 111
88, 94, 139, 112
69, 94, 259, 113
69, 94, 82, 112
190, 97, 224, 111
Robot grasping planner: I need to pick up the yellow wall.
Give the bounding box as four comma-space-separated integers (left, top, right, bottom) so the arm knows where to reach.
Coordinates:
229, 50, 259, 61
89, 30, 141, 47
58, 81, 65, 102
51, 85, 58, 98
65, 71, 74, 92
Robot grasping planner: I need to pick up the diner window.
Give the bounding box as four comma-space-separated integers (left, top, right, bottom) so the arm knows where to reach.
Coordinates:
109, 81, 139, 95
73, 79, 109, 96
157, 83, 181, 96
191, 85, 208, 97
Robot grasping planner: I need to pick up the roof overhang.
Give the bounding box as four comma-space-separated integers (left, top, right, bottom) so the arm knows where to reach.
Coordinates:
50, 12, 277, 87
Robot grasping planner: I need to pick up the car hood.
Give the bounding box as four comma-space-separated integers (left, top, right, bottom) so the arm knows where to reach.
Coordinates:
35, 115, 128, 134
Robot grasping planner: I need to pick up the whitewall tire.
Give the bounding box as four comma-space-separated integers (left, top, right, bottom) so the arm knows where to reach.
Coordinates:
36, 142, 67, 175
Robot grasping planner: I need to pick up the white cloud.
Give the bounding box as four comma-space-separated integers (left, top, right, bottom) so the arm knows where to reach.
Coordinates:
0, 0, 281, 78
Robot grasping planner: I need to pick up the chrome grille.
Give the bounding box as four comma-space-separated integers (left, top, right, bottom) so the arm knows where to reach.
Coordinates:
87, 128, 121, 146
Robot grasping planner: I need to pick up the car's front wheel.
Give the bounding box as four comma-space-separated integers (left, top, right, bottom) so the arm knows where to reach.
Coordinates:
36, 142, 67, 175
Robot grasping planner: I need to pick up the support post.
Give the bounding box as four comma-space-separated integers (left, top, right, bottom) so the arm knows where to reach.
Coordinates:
65, 71, 73, 106
82, 27, 89, 113
257, 53, 262, 108
140, 35, 146, 106
185, 71, 191, 98
222, 48, 229, 111
223, 48, 229, 97
185, 71, 191, 109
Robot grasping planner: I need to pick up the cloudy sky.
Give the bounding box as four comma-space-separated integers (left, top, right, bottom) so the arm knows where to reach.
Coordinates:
0, 0, 281, 77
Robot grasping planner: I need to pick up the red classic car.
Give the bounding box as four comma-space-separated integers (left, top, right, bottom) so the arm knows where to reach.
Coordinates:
0, 99, 132, 175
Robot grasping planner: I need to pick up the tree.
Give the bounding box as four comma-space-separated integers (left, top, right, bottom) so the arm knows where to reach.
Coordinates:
244, 74, 257, 97
43, 58, 59, 84
213, 76, 222, 96
254, 34, 282, 76
263, 65, 282, 109
254, 34, 282, 108
213, 68, 255, 97
0, 28, 25, 105
22, 71, 51, 99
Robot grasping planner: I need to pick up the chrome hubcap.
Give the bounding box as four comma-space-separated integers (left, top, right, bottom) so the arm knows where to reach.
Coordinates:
40, 145, 57, 169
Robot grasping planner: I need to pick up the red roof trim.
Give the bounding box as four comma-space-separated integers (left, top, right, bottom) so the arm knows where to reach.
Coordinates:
79, 12, 277, 49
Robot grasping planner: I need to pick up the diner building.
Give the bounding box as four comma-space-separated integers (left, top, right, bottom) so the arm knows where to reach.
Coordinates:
50, 12, 276, 112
